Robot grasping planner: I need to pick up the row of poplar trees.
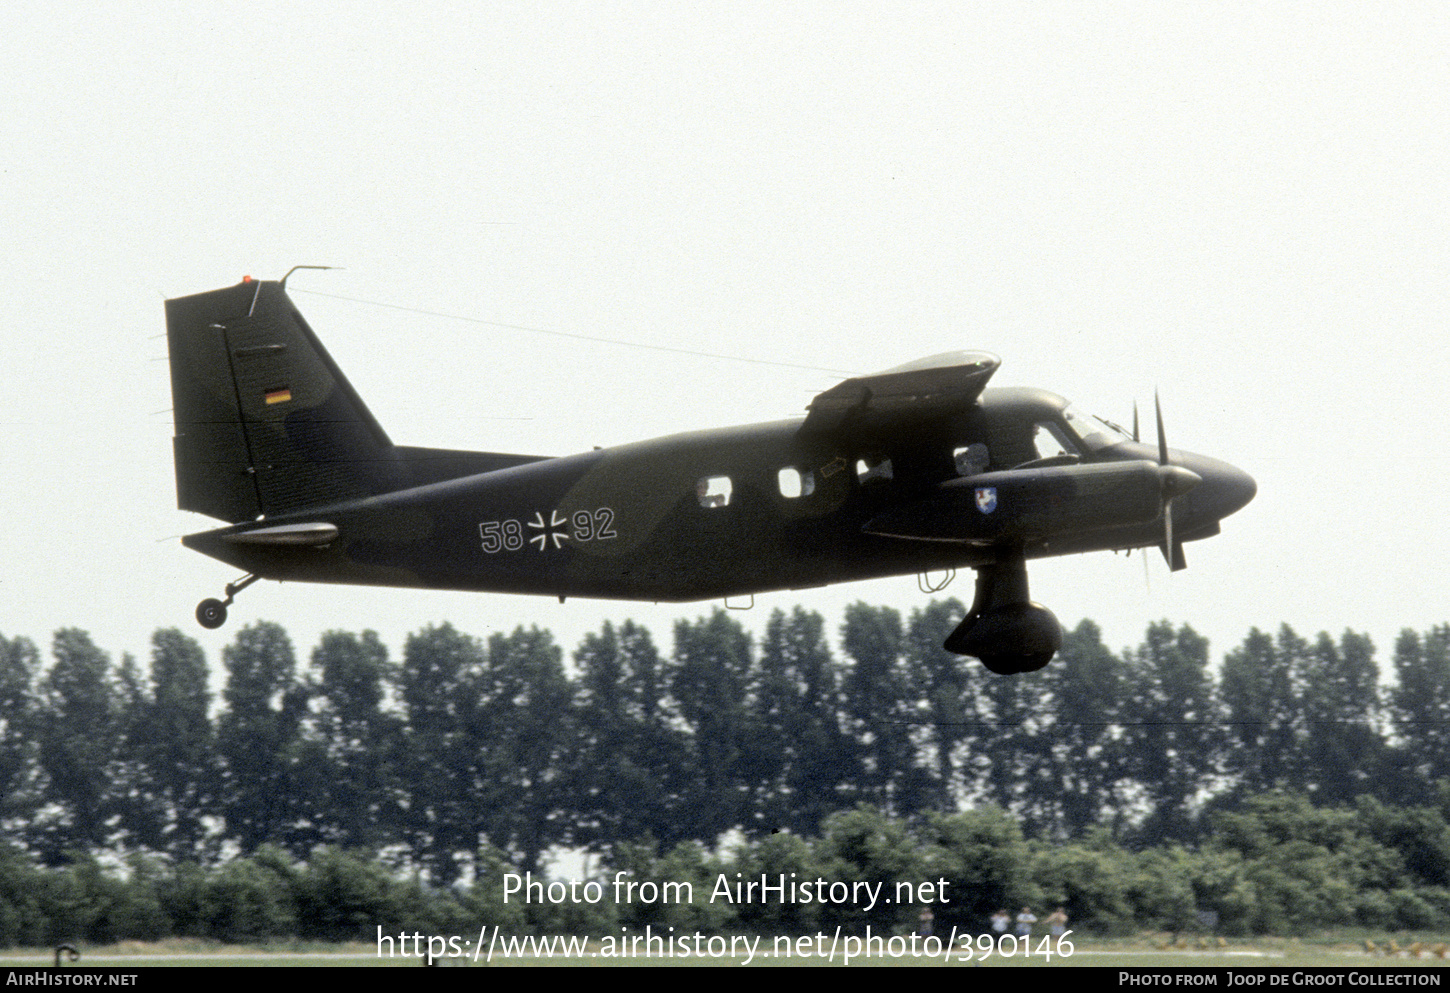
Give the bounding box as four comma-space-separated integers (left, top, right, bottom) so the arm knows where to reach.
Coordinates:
2, 602, 1448, 886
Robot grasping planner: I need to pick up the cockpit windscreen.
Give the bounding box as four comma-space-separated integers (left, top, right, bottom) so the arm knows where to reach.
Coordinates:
1061, 404, 1135, 452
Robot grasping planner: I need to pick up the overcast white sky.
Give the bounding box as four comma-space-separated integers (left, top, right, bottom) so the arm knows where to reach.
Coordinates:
2, 2, 1446, 679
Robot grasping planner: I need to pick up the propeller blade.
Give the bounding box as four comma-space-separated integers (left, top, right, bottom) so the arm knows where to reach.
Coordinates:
1132, 401, 1140, 443
1161, 498, 1173, 568
1155, 391, 1168, 467
1155, 391, 1188, 571
1160, 501, 1188, 571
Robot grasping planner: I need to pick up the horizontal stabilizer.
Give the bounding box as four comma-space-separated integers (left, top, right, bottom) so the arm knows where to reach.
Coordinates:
221, 522, 339, 547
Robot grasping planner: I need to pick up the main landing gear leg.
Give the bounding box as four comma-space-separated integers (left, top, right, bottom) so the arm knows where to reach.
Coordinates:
195, 573, 259, 630
943, 555, 1062, 675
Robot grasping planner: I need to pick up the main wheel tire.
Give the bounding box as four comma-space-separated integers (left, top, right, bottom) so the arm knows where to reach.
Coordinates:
196, 598, 228, 629
980, 654, 1022, 675
979, 653, 1053, 675
1019, 653, 1053, 672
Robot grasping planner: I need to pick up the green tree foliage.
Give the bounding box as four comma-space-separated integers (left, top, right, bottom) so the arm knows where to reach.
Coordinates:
814, 804, 927, 930
1028, 835, 1137, 935
970, 647, 1052, 825
966, 622, 1135, 840
455, 842, 528, 934
573, 621, 690, 850
603, 835, 732, 933
1037, 620, 1131, 838
1355, 792, 1450, 890
1300, 630, 1382, 804
919, 806, 1033, 927
1, 790, 1450, 943
140, 629, 215, 860
305, 630, 402, 850
33, 629, 125, 861
1207, 794, 1408, 934
904, 599, 974, 811
397, 622, 485, 886
1118, 622, 1220, 844
216, 622, 310, 857
7, 612, 1450, 943
671, 610, 757, 840
292, 846, 416, 941
62, 853, 170, 944
476, 625, 573, 871
174, 845, 297, 942
1126, 844, 1200, 933
107, 652, 156, 854
725, 828, 822, 932
752, 607, 859, 835
1221, 626, 1302, 797
840, 604, 933, 816
0, 635, 40, 836
0, 843, 51, 946
1389, 625, 1450, 785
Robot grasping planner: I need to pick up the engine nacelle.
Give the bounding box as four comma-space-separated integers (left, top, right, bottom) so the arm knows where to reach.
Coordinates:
863, 460, 1167, 544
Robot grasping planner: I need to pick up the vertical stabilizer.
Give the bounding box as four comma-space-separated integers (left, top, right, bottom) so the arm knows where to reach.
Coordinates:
166, 279, 393, 522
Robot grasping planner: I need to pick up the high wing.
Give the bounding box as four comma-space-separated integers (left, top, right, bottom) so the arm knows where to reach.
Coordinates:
798, 351, 1000, 440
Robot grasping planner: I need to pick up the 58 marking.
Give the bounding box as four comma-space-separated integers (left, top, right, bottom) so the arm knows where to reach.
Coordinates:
480, 508, 617, 554
479, 519, 524, 553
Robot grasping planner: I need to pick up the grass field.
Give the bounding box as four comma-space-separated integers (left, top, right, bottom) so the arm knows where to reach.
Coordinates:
2, 933, 1449, 967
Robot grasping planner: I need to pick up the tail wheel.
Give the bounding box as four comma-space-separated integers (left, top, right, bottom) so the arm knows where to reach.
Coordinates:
195, 598, 228, 629
192, 573, 258, 629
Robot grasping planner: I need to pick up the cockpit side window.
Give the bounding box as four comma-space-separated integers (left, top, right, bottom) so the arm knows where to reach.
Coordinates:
954, 443, 990, 477
1032, 421, 1078, 461
855, 455, 893, 485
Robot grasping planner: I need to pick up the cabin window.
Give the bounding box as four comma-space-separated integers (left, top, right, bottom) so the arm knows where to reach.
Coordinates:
954, 443, 990, 477
855, 456, 893, 485
777, 467, 815, 498
696, 475, 732, 508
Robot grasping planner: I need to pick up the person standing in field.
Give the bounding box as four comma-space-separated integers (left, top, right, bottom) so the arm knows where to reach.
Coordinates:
1015, 906, 1037, 937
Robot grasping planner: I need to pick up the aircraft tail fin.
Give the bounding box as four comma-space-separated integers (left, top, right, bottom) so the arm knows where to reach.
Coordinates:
166, 278, 394, 522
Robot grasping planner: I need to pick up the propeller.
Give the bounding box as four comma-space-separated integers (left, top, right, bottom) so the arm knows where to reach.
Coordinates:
1127, 396, 1197, 577
1153, 392, 1198, 572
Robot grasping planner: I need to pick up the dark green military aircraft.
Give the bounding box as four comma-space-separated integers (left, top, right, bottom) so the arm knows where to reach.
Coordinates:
166, 276, 1254, 673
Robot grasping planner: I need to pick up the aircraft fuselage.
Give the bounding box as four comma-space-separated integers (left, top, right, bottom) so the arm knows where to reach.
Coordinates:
183, 396, 1254, 603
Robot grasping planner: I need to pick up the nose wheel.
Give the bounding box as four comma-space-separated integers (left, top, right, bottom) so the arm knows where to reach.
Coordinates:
195, 573, 259, 629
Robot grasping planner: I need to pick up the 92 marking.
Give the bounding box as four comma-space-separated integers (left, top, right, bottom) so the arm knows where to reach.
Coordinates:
573, 508, 616, 542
